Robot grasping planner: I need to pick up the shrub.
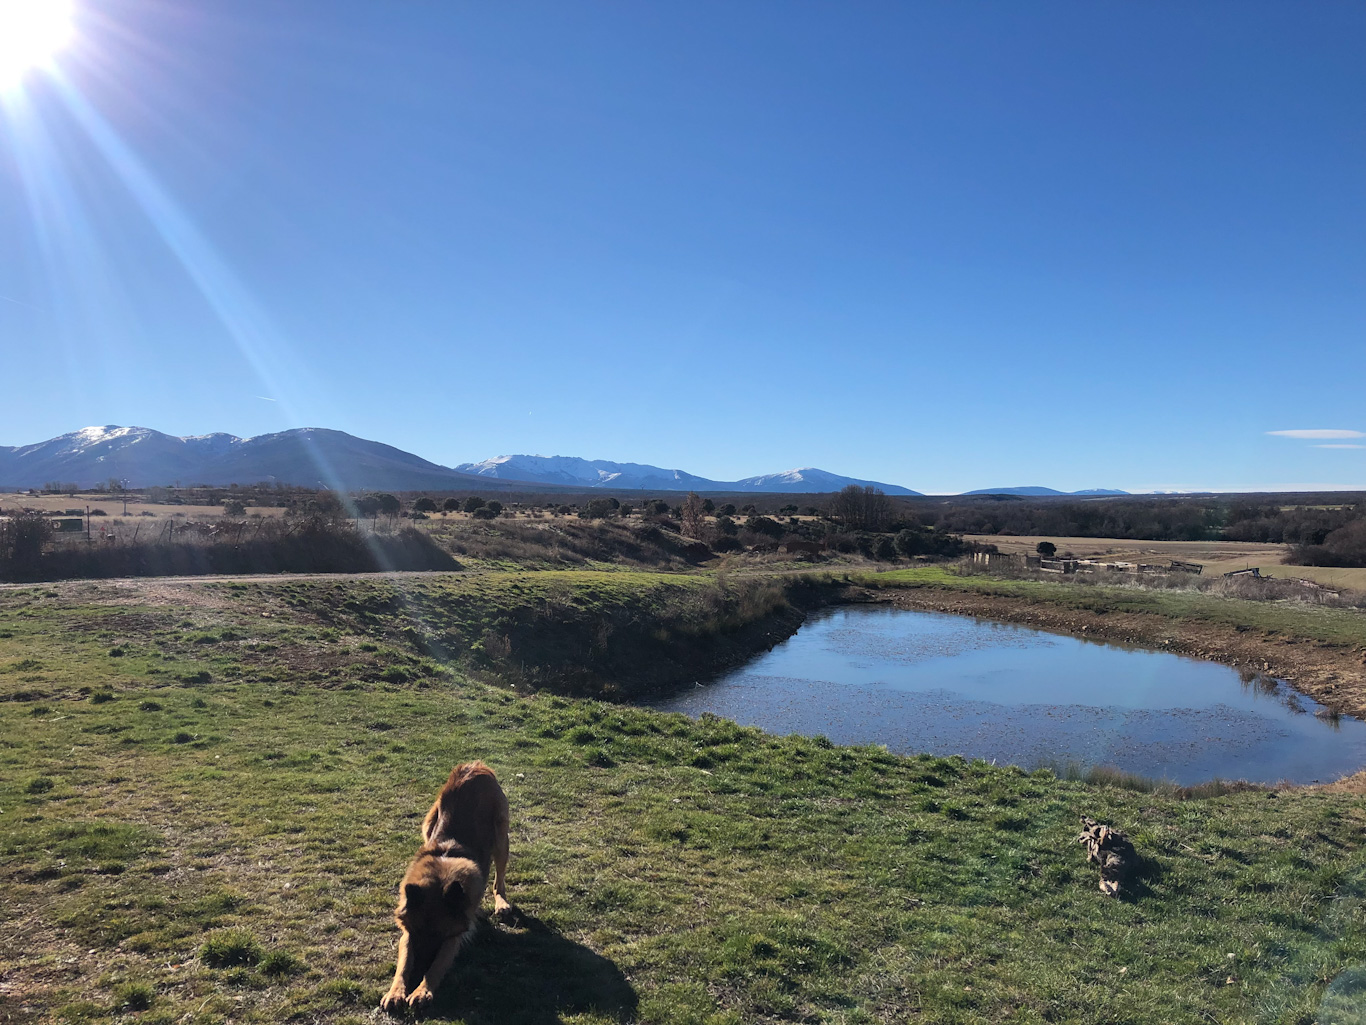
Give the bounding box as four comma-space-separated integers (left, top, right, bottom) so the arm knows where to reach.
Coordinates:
413, 497, 438, 513
223, 500, 246, 517
581, 498, 616, 520
443, 498, 461, 512
711, 535, 743, 554
744, 515, 784, 538
472, 507, 498, 520
0, 511, 53, 580
259, 949, 304, 977
113, 982, 155, 1011
463, 496, 486, 513
201, 929, 263, 967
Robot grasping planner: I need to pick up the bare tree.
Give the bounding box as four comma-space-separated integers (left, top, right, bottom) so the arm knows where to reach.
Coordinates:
830, 485, 892, 532
681, 492, 706, 539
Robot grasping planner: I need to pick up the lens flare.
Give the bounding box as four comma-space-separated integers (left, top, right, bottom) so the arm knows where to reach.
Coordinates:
0, 0, 74, 88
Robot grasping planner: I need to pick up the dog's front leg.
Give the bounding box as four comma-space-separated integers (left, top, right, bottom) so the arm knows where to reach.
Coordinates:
380, 930, 415, 1012
407, 933, 469, 1010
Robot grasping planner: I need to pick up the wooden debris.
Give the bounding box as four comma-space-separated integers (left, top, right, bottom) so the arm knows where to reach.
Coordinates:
1076, 816, 1134, 897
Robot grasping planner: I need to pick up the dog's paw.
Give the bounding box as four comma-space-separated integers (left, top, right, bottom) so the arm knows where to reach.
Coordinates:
494, 894, 513, 917
407, 984, 436, 1011
379, 985, 408, 1014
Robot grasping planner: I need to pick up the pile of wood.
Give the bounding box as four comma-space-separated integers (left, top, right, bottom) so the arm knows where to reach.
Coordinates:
1076, 816, 1134, 897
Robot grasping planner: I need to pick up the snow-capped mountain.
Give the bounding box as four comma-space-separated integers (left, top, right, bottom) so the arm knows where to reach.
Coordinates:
456, 455, 719, 492
0, 427, 924, 495
961, 486, 1130, 496
0, 426, 485, 492
735, 468, 921, 496
455, 454, 920, 494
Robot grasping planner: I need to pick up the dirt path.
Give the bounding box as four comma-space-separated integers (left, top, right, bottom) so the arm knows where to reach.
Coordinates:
874, 587, 1366, 719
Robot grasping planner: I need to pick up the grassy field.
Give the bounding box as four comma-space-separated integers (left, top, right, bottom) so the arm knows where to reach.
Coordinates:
0, 495, 287, 521
856, 565, 1366, 648
5, 571, 1366, 1024
962, 535, 1366, 592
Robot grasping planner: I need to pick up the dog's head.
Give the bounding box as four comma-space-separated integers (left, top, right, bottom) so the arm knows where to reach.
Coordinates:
396, 850, 484, 940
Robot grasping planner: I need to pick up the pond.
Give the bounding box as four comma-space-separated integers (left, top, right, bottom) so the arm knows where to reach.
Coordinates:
652, 606, 1366, 785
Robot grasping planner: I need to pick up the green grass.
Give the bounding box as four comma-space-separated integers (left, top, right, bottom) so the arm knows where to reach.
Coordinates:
2, 572, 1366, 1023
856, 565, 1366, 647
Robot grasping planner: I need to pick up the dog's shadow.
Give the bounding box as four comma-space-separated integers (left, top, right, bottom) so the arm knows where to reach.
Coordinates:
412, 909, 638, 1025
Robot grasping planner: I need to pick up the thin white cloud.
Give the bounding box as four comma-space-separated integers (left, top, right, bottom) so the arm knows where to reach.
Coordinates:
255, 396, 277, 402
1267, 429, 1364, 439
1314, 444, 1366, 450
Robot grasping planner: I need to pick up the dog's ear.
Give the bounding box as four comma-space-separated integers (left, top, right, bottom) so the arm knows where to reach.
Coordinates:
443, 878, 464, 909
404, 882, 425, 908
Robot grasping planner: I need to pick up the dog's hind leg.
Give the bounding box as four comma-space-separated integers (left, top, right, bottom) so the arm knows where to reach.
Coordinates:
492, 810, 511, 913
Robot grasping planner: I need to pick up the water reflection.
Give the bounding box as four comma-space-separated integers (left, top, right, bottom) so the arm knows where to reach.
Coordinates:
651, 606, 1366, 785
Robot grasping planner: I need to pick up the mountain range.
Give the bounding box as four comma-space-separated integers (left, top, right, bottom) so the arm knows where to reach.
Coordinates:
454, 455, 921, 495
962, 486, 1130, 497
0, 426, 923, 495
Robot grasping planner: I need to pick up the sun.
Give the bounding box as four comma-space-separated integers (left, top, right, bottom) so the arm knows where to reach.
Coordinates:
0, 0, 74, 89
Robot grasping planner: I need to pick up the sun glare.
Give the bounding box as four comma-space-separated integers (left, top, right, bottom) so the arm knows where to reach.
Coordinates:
0, 0, 74, 89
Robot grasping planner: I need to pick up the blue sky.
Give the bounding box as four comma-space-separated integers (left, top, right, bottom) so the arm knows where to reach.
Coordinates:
1, 1, 1362, 494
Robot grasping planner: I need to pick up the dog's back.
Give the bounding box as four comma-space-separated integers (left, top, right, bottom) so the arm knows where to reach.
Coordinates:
421, 761, 508, 870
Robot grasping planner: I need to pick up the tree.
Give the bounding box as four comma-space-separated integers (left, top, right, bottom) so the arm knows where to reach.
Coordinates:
443, 498, 461, 512
702, 498, 715, 514
720, 504, 736, 516
376, 493, 402, 517
486, 500, 503, 516
681, 492, 706, 538
1036, 541, 1057, 557
463, 496, 485, 514
413, 497, 438, 513
223, 499, 246, 517
355, 495, 381, 519
830, 485, 892, 532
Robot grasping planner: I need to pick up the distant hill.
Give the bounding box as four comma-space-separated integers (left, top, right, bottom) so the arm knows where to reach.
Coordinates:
0, 426, 487, 492
455, 454, 720, 492
962, 486, 1130, 497
734, 467, 920, 495
456, 455, 921, 494
0, 428, 924, 495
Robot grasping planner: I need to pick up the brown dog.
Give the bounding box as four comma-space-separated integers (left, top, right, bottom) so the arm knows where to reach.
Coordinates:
380, 762, 511, 1013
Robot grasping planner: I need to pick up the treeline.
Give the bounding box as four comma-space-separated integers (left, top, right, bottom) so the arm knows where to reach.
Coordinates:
0, 512, 457, 582
909, 495, 1366, 568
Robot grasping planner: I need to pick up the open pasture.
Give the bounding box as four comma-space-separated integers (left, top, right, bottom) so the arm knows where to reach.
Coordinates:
3, 572, 1366, 1023
963, 535, 1366, 591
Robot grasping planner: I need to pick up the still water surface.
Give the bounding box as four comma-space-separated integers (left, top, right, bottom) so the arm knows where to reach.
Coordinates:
652, 606, 1366, 784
